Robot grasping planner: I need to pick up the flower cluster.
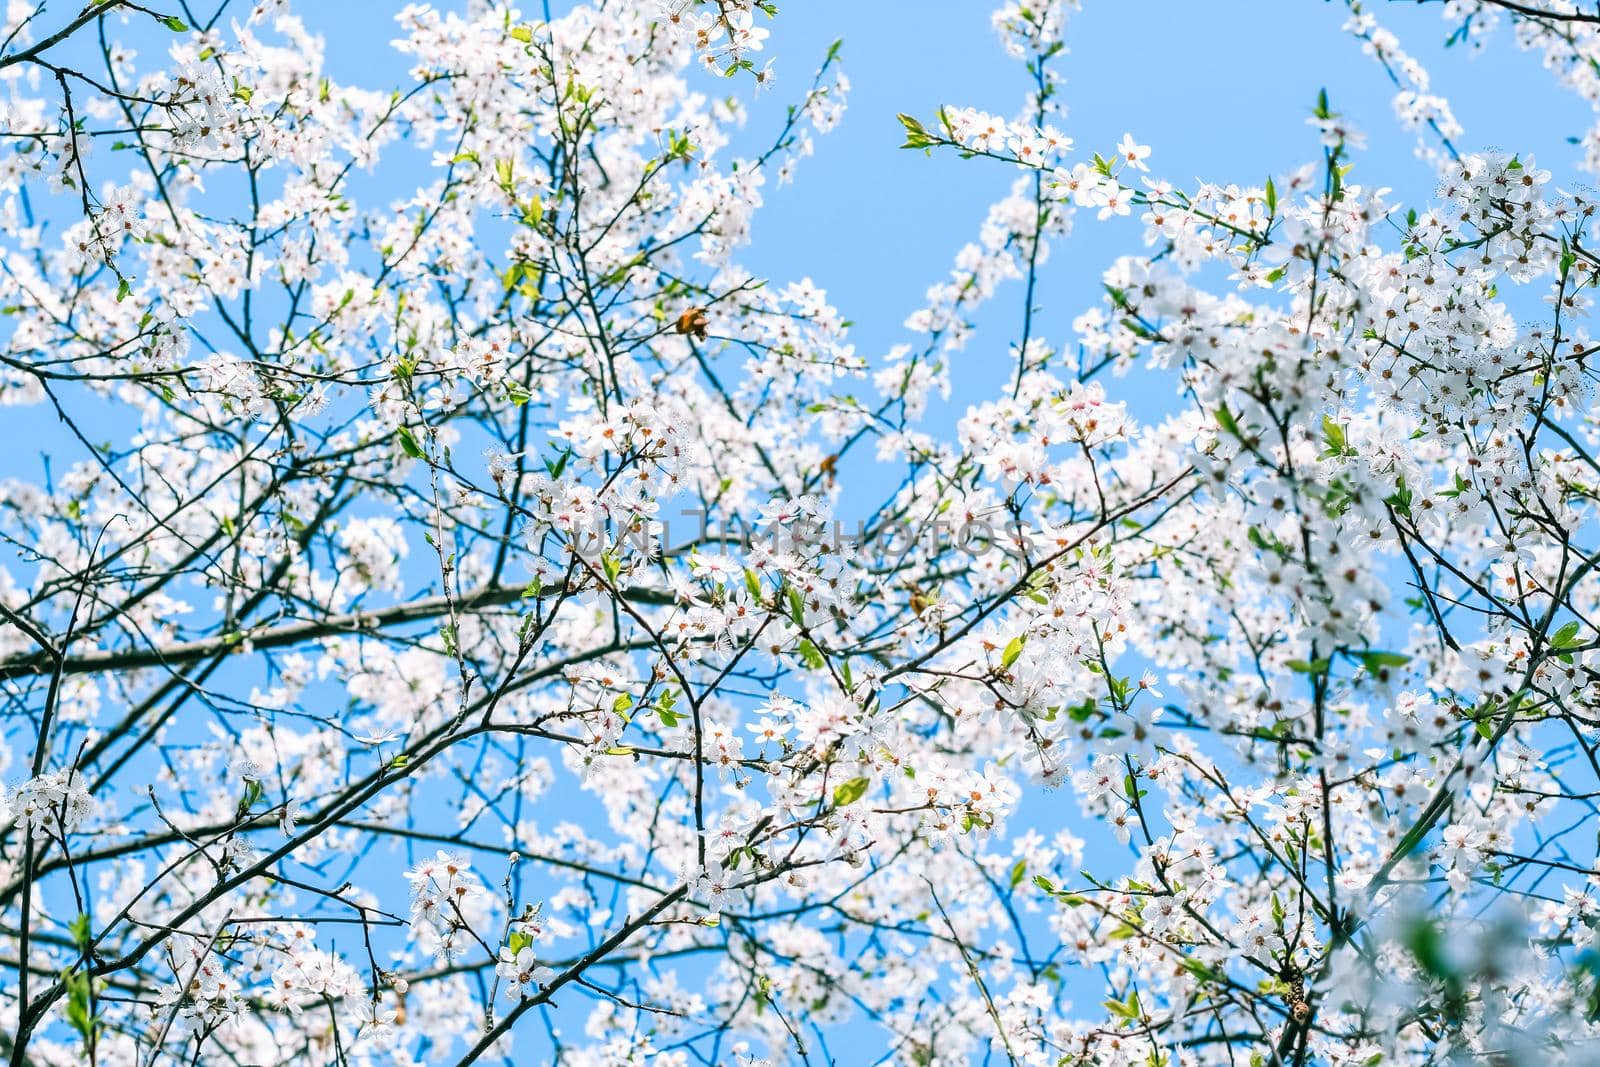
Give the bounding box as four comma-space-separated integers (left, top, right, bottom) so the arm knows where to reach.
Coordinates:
4, 770, 94, 841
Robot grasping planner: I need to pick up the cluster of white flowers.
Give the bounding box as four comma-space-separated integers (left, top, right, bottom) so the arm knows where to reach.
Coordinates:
152, 939, 247, 1037
406, 851, 488, 961
1343, 2, 1463, 165
3, 770, 94, 841
658, 0, 773, 80
167, 63, 235, 150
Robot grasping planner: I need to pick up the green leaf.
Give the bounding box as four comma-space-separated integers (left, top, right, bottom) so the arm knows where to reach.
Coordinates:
69, 913, 92, 950
238, 778, 263, 815
1001, 635, 1026, 669
897, 112, 936, 149
1009, 858, 1027, 888
161, 15, 189, 31
509, 24, 533, 42
1358, 650, 1411, 673
1321, 415, 1351, 457
397, 427, 425, 459
833, 776, 870, 807
65, 968, 94, 1041
1552, 621, 1583, 649
1103, 990, 1143, 1023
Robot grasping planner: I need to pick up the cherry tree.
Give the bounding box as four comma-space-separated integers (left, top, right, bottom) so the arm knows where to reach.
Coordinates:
0, 0, 1597, 1064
